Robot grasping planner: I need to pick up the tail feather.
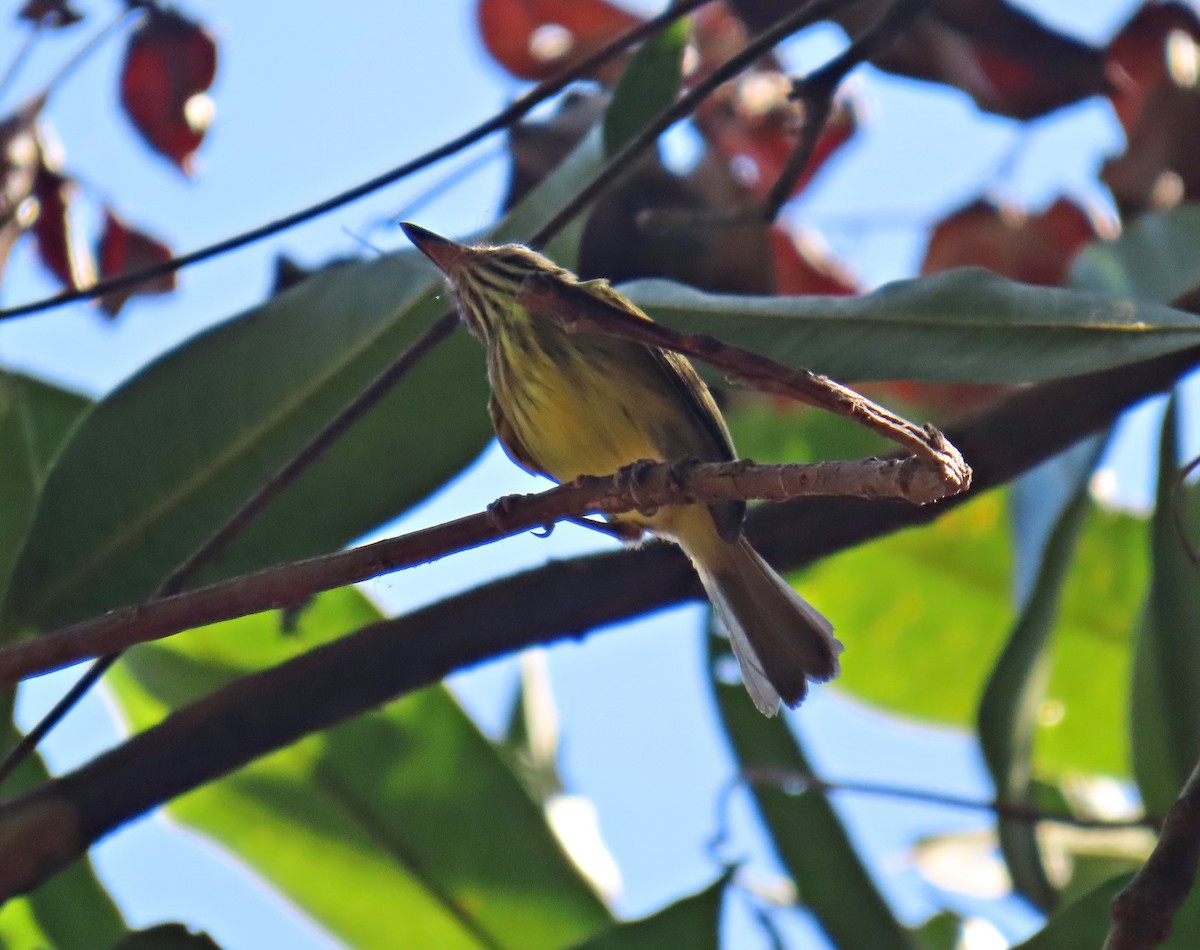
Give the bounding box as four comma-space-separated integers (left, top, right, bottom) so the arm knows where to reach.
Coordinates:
695, 537, 842, 716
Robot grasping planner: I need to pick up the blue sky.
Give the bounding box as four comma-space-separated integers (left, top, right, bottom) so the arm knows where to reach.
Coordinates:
0, 1, 1160, 947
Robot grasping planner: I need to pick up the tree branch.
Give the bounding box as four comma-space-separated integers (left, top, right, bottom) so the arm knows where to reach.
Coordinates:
0, 454, 952, 690
1105, 761, 1200, 950
519, 272, 970, 486
0, 339, 1197, 900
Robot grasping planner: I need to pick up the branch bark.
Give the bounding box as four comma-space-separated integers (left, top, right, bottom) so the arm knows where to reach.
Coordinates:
0, 340, 1197, 899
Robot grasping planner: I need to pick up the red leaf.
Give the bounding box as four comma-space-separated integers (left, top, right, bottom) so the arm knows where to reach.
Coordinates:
1107, 1, 1200, 133
0, 102, 44, 286
921, 198, 1108, 286
697, 81, 857, 202
96, 207, 175, 317
18, 0, 82, 28
768, 226, 856, 296
32, 165, 93, 289
477, 0, 640, 82
120, 8, 217, 174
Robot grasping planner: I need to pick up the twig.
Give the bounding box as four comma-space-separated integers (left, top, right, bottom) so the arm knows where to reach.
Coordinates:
0, 20, 43, 107
738, 766, 1155, 831
760, 0, 929, 222
38, 7, 138, 101
1105, 760, 1200, 949
0, 454, 953, 690
517, 272, 971, 491
0, 339, 1198, 899
0, 0, 714, 321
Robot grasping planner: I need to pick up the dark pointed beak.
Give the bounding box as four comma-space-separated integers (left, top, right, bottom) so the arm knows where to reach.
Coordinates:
400, 222, 470, 276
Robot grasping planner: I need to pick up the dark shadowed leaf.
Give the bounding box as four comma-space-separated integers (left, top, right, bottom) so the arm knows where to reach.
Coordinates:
119, 8, 217, 173
728, 0, 1109, 119
96, 206, 176, 316
1012, 873, 1127, 949
17, 0, 82, 28
1071, 205, 1200, 302
0, 372, 89, 611
573, 876, 725, 950
977, 439, 1105, 910
113, 925, 220, 949
1131, 399, 1200, 813
106, 588, 610, 950
707, 627, 917, 949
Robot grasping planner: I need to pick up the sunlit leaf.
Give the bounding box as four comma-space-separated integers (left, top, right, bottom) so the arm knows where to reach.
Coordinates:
107, 588, 610, 950
602, 16, 685, 157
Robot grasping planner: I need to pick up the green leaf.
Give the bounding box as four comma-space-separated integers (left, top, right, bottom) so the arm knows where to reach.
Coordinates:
0, 372, 90, 607
106, 588, 610, 950
112, 924, 221, 949
1131, 398, 1200, 812
912, 912, 961, 950
602, 19, 685, 157
706, 628, 916, 949
978, 439, 1105, 909
572, 876, 725, 950
2, 135, 608, 637
1012, 873, 1126, 950
622, 268, 1200, 383
799, 493, 1145, 777
1071, 205, 1200, 301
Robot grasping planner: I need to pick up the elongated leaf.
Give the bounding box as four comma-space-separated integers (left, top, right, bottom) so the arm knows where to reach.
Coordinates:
0, 372, 90, 607
1131, 399, 1200, 813
602, 18, 685, 157
1013, 873, 1127, 950
978, 438, 1106, 910
799, 492, 1145, 777
106, 588, 609, 950
113, 925, 221, 949
623, 268, 1200, 383
2, 135, 607, 636
706, 627, 916, 949
574, 876, 725, 950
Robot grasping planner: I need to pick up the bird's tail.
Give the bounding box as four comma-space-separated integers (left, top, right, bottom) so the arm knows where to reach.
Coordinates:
685, 527, 842, 716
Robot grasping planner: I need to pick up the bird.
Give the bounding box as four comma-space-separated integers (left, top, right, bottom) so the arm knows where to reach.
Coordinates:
402, 222, 841, 715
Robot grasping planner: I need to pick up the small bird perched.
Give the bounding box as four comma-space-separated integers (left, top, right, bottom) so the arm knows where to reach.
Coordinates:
402, 222, 841, 715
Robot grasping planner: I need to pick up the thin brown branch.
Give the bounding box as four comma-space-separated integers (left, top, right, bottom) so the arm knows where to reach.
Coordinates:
518, 272, 971, 489
0, 0, 714, 321
1105, 761, 1200, 950
0, 455, 946, 690
738, 766, 1156, 831
761, 0, 929, 222
1, 340, 1199, 899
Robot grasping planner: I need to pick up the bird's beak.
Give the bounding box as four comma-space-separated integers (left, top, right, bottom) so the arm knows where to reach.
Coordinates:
401, 222, 471, 276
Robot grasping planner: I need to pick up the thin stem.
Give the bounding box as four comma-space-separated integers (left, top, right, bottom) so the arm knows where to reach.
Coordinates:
760, 0, 930, 222
0, 0, 714, 322
0, 22, 43, 108
38, 6, 137, 102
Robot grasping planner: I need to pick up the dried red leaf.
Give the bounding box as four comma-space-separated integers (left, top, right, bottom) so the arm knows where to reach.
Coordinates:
120, 8, 217, 174
1102, 3, 1200, 213
768, 226, 856, 296
32, 165, 93, 289
921, 198, 1106, 287
477, 0, 640, 83
0, 101, 44, 286
96, 207, 175, 316
727, 0, 1110, 120
697, 80, 857, 202
18, 0, 82, 27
